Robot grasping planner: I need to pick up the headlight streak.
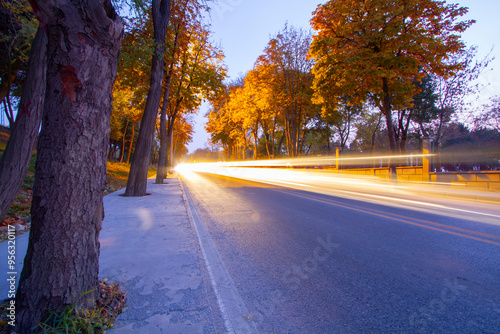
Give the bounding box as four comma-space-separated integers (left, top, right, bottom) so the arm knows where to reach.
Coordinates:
179, 153, 434, 169
178, 157, 500, 332
176, 157, 500, 226
270, 188, 500, 245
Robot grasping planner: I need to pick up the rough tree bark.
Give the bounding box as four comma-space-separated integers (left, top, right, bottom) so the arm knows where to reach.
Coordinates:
15, 1, 123, 332
0, 27, 46, 223
125, 0, 171, 196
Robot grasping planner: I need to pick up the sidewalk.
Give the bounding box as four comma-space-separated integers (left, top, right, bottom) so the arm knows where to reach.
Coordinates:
100, 177, 225, 333
0, 177, 225, 333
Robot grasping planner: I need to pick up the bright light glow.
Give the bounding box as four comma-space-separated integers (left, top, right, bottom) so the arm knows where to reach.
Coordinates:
178, 153, 434, 169
176, 155, 500, 226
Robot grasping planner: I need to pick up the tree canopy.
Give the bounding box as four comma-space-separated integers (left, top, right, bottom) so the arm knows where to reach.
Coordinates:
309, 0, 474, 164
0, 0, 37, 128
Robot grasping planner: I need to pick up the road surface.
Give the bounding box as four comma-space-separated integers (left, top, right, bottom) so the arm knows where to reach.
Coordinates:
179, 170, 500, 333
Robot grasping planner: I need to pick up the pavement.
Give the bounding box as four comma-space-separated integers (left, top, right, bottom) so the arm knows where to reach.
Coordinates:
0, 177, 226, 333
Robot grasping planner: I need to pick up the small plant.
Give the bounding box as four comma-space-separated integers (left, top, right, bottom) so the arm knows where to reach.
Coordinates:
0, 279, 126, 334
0, 299, 15, 333
38, 306, 110, 334
37, 280, 126, 334
95, 279, 127, 323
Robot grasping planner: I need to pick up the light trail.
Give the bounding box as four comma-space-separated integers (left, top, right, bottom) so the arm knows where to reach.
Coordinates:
322, 188, 500, 220
179, 153, 433, 168
275, 187, 500, 239
271, 188, 500, 247
175, 155, 500, 226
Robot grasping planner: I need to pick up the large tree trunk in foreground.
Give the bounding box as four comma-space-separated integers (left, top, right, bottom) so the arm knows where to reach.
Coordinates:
0, 27, 47, 223
15, 1, 123, 332
125, 0, 171, 196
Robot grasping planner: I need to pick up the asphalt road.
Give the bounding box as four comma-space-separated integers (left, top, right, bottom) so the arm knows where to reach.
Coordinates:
180, 171, 500, 334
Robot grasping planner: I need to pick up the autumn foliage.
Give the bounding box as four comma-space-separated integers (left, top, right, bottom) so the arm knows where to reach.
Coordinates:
309, 0, 474, 161
110, 0, 225, 173
206, 0, 480, 163
109, 0, 483, 166
206, 25, 317, 160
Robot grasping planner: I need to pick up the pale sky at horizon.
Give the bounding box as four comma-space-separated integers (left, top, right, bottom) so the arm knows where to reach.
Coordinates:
187, 0, 500, 153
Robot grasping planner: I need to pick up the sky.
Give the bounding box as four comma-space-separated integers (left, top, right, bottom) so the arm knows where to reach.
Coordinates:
186, 0, 500, 153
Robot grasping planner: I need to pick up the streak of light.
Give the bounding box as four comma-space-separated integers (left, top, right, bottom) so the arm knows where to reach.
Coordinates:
274, 189, 500, 247
176, 161, 500, 226
273, 188, 500, 242
176, 164, 400, 195
178, 153, 434, 169
177, 163, 500, 246
322, 188, 500, 220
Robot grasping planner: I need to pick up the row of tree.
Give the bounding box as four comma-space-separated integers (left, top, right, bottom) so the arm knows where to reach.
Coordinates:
0, 0, 497, 331
205, 0, 495, 172
109, 0, 225, 193
192, 121, 500, 172
0, 0, 227, 331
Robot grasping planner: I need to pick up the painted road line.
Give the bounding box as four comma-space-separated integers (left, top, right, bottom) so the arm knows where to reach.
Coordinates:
179, 176, 259, 334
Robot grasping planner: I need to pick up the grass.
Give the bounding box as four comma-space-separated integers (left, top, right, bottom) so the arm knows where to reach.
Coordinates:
0, 279, 126, 334
106, 161, 157, 194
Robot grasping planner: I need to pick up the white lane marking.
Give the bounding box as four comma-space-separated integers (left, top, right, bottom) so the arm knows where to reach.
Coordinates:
179, 177, 259, 334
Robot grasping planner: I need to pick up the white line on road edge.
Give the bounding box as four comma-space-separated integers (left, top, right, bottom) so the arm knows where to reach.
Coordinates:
179, 177, 259, 334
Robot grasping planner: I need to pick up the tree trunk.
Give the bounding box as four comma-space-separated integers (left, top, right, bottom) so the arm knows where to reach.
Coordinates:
126, 121, 135, 165
0, 27, 47, 223
285, 111, 294, 157
299, 127, 307, 155
262, 123, 271, 159
0, 70, 18, 128
271, 119, 277, 158
15, 1, 123, 332
0, 76, 12, 108
371, 112, 383, 155
156, 23, 180, 182
326, 130, 331, 154
264, 133, 271, 159
419, 121, 429, 138
156, 76, 171, 183
400, 110, 412, 154
277, 134, 284, 157
435, 110, 446, 149
107, 143, 112, 160
5, 95, 15, 129
125, 0, 171, 196
381, 77, 397, 177
253, 130, 258, 160
119, 118, 129, 163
